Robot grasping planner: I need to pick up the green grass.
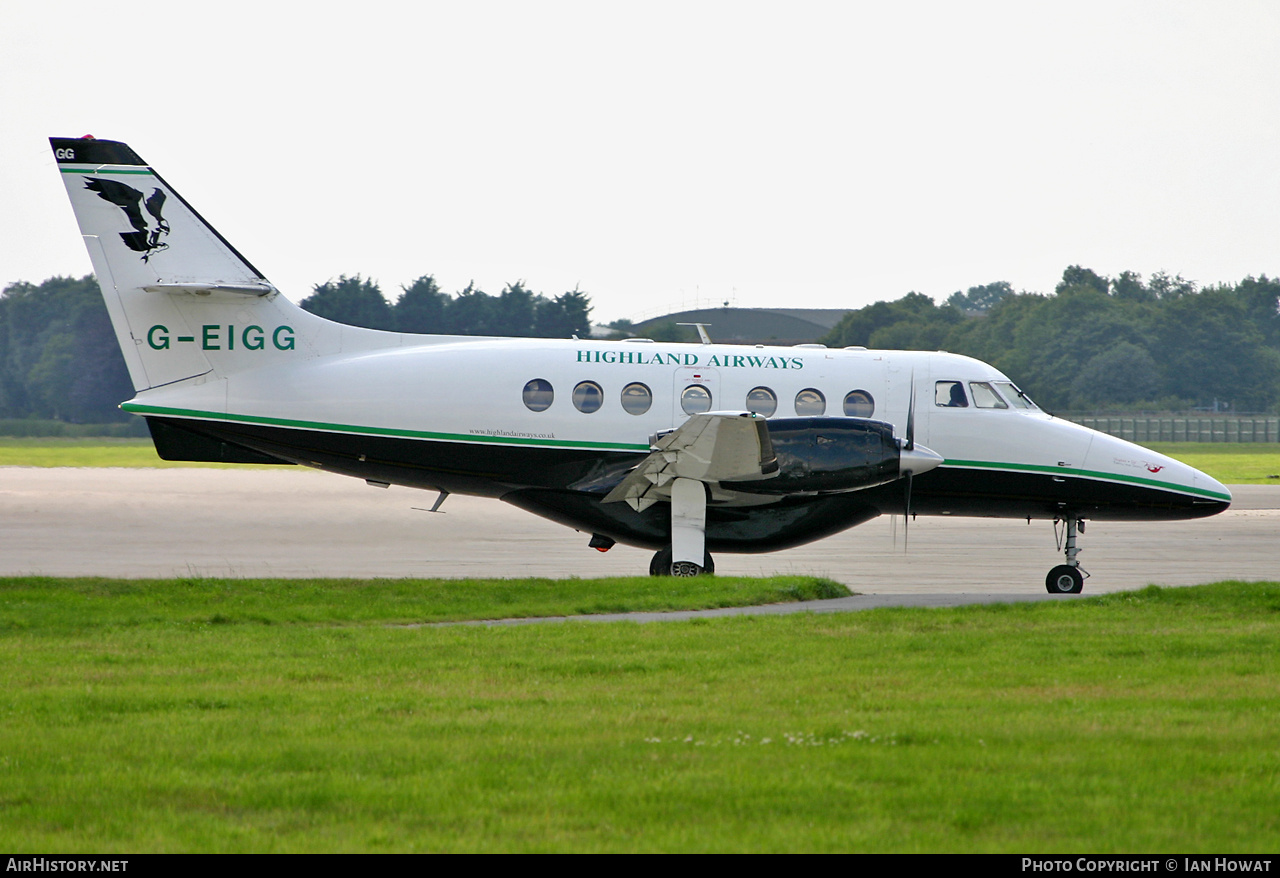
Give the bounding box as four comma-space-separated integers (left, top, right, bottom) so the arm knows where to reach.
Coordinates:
0, 577, 1277, 852
0, 575, 850, 628
0, 438, 288, 469
0, 419, 147, 439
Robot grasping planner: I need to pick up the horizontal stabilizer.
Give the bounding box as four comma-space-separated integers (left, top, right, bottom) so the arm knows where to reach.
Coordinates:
143, 282, 277, 297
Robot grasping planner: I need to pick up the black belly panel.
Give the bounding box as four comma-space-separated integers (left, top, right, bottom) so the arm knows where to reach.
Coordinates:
146, 416, 646, 498
870, 466, 1229, 521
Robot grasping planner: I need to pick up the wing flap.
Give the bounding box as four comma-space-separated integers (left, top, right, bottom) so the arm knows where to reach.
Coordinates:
603, 412, 777, 510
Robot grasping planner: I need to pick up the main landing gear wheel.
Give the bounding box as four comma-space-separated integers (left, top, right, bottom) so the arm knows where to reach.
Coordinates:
1045, 564, 1084, 594
649, 547, 715, 577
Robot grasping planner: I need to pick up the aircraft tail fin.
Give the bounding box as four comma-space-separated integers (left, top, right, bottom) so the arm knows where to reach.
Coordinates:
51, 136, 328, 391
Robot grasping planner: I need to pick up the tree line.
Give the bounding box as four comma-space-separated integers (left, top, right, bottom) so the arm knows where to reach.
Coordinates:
0, 274, 593, 423
300, 275, 593, 338
0, 275, 134, 423
2, 265, 1277, 423
820, 267, 1280, 413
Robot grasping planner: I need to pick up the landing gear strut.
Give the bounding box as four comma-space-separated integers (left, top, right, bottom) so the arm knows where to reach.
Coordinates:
1046, 516, 1087, 594
651, 477, 714, 576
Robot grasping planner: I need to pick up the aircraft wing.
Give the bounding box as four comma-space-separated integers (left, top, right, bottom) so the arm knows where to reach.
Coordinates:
603, 412, 779, 511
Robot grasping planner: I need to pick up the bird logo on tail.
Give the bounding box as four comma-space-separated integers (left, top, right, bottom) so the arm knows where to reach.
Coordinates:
83, 177, 170, 261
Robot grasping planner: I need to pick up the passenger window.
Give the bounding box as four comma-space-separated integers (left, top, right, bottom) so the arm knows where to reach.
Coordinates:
843, 389, 874, 418
794, 388, 826, 416
522, 378, 553, 412
746, 386, 777, 417
935, 380, 968, 407
680, 384, 713, 415
572, 380, 604, 413
620, 382, 652, 415
969, 382, 1008, 409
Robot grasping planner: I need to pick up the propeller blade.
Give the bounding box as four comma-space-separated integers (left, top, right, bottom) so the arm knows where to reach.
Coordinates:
903, 471, 913, 551
904, 371, 916, 452
902, 371, 917, 551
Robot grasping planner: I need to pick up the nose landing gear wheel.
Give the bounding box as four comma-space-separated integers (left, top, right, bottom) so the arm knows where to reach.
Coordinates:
649, 547, 716, 576
1046, 564, 1084, 594
1046, 515, 1088, 593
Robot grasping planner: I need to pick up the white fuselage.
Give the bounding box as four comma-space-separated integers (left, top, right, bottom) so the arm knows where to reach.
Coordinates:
127, 336, 1229, 512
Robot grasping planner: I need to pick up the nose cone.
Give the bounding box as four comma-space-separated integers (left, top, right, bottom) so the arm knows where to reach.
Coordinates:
1195, 468, 1232, 508
1083, 432, 1232, 516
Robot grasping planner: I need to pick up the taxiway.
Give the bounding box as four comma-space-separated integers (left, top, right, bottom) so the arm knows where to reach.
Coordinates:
2, 467, 1272, 597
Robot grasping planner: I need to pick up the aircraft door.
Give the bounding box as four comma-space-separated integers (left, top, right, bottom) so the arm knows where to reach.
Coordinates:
672, 366, 721, 424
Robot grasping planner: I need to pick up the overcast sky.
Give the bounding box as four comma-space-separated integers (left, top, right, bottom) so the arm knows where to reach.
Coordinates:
4, 0, 1278, 324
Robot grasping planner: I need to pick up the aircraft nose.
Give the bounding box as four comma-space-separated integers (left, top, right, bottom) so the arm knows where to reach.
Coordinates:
1083, 431, 1232, 511
1195, 469, 1232, 508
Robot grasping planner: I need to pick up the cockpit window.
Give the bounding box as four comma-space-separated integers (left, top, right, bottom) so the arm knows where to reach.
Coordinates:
935, 380, 968, 408
994, 380, 1038, 410
969, 381, 1008, 409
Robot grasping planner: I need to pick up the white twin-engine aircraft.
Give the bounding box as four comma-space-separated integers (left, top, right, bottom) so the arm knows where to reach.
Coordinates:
51, 136, 1231, 593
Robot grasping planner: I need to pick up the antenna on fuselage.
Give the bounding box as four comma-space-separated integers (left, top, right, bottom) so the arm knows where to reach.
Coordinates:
412, 489, 451, 514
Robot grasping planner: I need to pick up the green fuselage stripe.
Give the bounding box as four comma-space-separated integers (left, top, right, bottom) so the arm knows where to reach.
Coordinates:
943, 458, 1229, 501
121, 403, 651, 452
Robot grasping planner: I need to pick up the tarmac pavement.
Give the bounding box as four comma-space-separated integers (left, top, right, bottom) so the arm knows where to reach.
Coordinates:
3, 468, 1274, 608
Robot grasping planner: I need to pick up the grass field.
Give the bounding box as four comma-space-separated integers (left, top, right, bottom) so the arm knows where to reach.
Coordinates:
1, 577, 1277, 852
2, 438, 1279, 483
0, 438, 288, 469
0, 575, 849, 627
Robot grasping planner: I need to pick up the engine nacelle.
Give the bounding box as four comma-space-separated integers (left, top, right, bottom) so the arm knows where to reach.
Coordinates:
723, 417, 904, 494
